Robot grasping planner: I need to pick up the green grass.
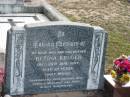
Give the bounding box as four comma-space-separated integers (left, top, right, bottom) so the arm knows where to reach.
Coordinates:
107, 31, 130, 62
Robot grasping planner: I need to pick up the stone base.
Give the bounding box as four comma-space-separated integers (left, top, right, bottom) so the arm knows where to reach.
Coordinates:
3, 90, 104, 97
104, 75, 130, 97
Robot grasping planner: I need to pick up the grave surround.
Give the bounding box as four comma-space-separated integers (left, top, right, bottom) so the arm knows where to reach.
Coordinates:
0, 0, 108, 96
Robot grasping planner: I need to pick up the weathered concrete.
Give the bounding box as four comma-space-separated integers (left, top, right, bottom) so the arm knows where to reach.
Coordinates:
0, 13, 49, 53
0, 1, 69, 21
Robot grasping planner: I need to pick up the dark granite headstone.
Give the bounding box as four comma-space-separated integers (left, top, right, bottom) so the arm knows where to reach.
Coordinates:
4, 21, 107, 95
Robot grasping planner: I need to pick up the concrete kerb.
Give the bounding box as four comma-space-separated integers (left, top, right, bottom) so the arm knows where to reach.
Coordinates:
0, 0, 70, 21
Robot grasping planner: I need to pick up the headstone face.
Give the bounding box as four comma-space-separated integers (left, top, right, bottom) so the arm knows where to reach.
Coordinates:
4, 22, 107, 95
